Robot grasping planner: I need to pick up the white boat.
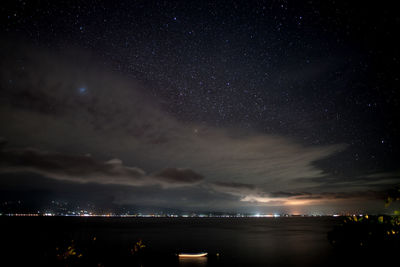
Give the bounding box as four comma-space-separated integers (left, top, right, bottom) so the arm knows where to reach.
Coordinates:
178, 252, 208, 258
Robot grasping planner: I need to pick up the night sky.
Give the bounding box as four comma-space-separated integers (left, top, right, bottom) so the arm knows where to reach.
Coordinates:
1, 0, 399, 214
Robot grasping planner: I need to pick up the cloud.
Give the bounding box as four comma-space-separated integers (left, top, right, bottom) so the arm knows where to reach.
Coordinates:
210, 181, 383, 207
210, 181, 286, 205
212, 182, 256, 191
0, 147, 203, 188
4, 41, 381, 212
296, 171, 400, 192
0, 42, 347, 187
0, 147, 145, 185
269, 191, 311, 198
236, 191, 382, 207
153, 168, 204, 186
210, 182, 257, 197
270, 190, 383, 201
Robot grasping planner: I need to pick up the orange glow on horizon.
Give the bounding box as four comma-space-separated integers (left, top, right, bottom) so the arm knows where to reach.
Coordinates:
240, 194, 343, 207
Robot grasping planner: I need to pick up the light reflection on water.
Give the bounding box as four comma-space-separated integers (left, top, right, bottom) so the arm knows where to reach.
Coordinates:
179, 256, 208, 267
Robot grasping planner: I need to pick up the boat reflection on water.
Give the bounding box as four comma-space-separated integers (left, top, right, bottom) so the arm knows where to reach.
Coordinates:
179, 256, 207, 267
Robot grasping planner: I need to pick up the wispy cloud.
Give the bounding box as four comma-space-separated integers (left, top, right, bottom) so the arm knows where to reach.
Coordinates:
0, 147, 203, 188
210, 181, 384, 206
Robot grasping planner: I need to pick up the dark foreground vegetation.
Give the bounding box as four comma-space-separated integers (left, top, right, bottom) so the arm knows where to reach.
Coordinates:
328, 215, 400, 250
328, 188, 400, 263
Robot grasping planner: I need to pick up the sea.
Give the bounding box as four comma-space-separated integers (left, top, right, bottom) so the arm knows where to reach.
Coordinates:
0, 216, 391, 266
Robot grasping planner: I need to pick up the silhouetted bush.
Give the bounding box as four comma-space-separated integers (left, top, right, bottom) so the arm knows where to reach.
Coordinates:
328, 215, 400, 251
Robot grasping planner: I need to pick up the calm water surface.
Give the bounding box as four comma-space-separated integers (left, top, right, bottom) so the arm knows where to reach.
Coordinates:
0, 217, 387, 266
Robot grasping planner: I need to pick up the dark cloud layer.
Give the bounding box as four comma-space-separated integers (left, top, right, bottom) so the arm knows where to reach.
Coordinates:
154, 168, 204, 185
213, 182, 256, 191
0, 147, 203, 188
0, 147, 145, 185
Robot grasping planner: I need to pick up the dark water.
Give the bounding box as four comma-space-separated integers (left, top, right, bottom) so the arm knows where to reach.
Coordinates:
0, 217, 390, 266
